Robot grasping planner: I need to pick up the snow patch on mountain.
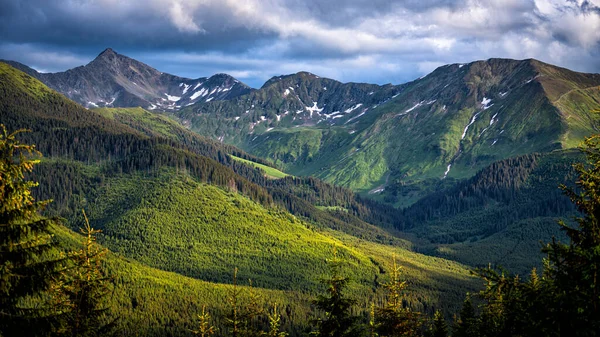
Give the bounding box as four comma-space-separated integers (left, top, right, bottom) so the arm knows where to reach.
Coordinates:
165, 93, 181, 102
405, 101, 424, 113
443, 164, 452, 178
481, 97, 493, 110
345, 103, 363, 113
305, 102, 324, 117
180, 83, 191, 95
345, 108, 369, 124
462, 111, 483, 139
190, 88, 208, 100
490, 112, 499, 125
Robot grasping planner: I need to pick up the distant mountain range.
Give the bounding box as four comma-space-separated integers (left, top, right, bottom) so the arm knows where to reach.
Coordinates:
176, 57, 600, 204
3, 50, 600, 206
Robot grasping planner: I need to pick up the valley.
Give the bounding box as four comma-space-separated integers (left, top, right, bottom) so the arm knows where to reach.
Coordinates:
1, 48, 599, 336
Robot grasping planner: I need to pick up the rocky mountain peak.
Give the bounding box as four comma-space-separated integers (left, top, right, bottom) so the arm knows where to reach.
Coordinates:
97, 47, 117, 58
261, 71, 326, 89
2, 48, 252, 110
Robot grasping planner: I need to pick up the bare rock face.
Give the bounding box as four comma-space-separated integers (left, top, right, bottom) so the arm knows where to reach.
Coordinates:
2, 48, 252, 110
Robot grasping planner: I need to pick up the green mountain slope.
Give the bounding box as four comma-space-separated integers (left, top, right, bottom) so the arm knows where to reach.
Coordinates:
398, 150, 578, 274
0, 61, 406, 238
9, 53, 598, 204
176, 59, 600, 201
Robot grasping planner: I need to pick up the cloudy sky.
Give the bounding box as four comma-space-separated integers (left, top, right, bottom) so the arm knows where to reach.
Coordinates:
1, 0, 599, 88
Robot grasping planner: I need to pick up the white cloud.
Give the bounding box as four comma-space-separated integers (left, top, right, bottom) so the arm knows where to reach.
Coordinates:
167, 0, 204, 33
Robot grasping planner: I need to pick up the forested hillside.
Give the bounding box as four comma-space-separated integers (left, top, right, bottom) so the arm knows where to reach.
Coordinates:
0, 58, 482, 336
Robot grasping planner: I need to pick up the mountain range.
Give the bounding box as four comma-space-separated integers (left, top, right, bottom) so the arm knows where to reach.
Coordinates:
0, 59, 482, 335
178, 58, 600, 203
7, 49, 599, 207
2, 48, 599, 335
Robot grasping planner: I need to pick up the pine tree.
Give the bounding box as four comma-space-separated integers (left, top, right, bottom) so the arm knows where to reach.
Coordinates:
368, 303, 377, 337
266, 304, 287, 337
192, 305, 215, 337
225, 269, 264, 337
542, 134, 600, 335
374, 256, 421, 337
311, 248, 363, 337
239, 280, 263, 337
0, 126, 63, 335
452, 296, 477, 337
225, 268, 242, 337
430, 311, 447, 337
53, 209, 116, 336
463, 134, 600, 336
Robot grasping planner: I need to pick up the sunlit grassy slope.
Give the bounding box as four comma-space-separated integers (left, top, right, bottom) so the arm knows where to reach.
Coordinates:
95, 107, 182, 139
230, 154, 289, 179
52, 225, 314, 337
47, 164, 477, 322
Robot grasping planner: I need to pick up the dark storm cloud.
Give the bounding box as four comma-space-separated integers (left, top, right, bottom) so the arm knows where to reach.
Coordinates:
0, 0, 598, 88
0, 0, 274, 52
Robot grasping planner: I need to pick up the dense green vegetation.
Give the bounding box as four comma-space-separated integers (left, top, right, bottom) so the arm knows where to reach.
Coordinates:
448, 135, 600, 337
0, 58, 479, 336
1, 137, 476, 336
396, 150, 578, 274
0, 127, 63, 335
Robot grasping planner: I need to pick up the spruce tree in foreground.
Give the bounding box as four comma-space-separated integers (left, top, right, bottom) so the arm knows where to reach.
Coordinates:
374, 256, 421, 337
52, 210, 116, 336
468, 134, 600, 336
452, 296, 477, 337
225, 268, 242, 337
429, 311, 447, 337
544, 134, 600, 335
311, 249, 363, 337
224, 269, 264, 337
266, 304, 287, 337
0, 126, 63, 336
192, 305, 215, 337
